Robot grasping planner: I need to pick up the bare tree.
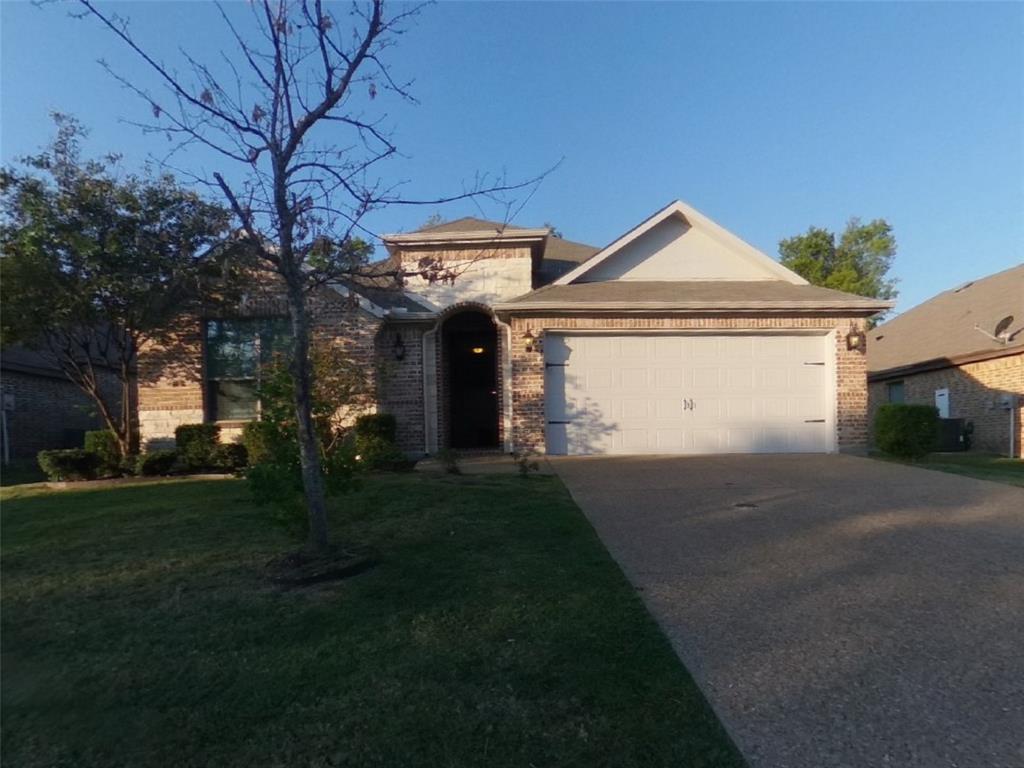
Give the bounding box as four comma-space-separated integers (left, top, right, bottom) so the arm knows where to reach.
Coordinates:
72, 0, 547, 552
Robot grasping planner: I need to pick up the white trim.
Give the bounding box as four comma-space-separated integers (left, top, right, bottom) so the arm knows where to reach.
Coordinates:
553, 201, 808, 286
382, 228, 549, 248
493, 315, 514, 453
422, 322, 440, 454
825, 329, 839, 453
533, 327, 834, 337
493, 299, 892, 312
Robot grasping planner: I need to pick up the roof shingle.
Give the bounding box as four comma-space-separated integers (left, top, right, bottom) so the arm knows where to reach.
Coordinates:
867, 264, 1024, 376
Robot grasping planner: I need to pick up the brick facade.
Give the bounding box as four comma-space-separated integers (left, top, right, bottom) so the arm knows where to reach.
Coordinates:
137, 287, 383, 450
502, 314, 870, 454
375, 323, 429, 453
868, 352, 1023, 457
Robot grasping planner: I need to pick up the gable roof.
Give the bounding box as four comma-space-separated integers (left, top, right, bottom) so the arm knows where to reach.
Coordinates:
868, 263, 1024, 378
494, 280, 891, 313
416, 216, 523, 234
380, 217, 600, 287
554, 200, 808, 286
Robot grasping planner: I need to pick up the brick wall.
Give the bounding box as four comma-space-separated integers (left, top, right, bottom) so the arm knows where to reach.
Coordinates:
375, 323, 428, 453
2, 367, 123, 459
137, 286, 384, 450
868, 352, 1023, 457
504, 314, 870, 454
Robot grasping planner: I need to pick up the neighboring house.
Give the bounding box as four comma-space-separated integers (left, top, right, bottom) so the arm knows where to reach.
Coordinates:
867, 264, 1023, 458
137, 201, 890, 456
0, 346, 122, 461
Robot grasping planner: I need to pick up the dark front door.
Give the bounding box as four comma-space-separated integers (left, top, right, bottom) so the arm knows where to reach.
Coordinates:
445, 312, 499, 449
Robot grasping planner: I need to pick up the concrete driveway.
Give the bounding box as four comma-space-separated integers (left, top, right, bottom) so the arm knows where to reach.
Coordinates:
552, 454, 1024, 768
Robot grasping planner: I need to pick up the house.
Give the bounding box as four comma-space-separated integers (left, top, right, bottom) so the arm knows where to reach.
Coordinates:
137, 201, 891, 456
0, 345, 123, 461
867, 264, 1023, 457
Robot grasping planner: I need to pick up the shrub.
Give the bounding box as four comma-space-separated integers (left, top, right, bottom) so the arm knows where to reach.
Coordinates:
434, 448, 461, 475
136, 450, 179, 477
355, 434, 416, 472
354, 413, 397, 444
212, 442, 248, 473
247, 445, 360, 533
242, 420, 277, 466
84, 430, 121, 476
874, 404, 939, 460
37, 449, 100, 481
245, 341, 373, 538
175, 423, 221, 470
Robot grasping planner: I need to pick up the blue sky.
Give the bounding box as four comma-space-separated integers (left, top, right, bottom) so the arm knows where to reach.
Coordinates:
2, 1, 1022, 314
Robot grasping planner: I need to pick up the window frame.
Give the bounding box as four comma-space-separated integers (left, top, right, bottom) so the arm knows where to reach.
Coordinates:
202, 317, 290, 424
886, 380, 905, 404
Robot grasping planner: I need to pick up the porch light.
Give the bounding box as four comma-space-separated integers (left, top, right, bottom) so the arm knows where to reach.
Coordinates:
392, 333, 406, 361
845, 326, 866, 352
522, 329, 537, 353
471, 346, 485, 355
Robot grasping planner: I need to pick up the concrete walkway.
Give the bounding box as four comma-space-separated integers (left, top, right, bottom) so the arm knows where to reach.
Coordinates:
552, 454, 1024, 768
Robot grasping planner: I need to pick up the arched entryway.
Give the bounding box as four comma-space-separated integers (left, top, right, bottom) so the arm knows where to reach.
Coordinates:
442, 310, 499, 449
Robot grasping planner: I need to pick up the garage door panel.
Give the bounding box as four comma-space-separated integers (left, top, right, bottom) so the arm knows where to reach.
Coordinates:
654, 337, 684, 358
621, 368, 648, 388
585, 368, 613, 389
545, 332, 831, 455
692, 367, 720, 388
726, 368, 755, 389
655, 368, 683, 388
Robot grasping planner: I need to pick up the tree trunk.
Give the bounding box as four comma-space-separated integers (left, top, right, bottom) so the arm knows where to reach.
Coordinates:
73, 368, 131, 459
285, 282, 331, 552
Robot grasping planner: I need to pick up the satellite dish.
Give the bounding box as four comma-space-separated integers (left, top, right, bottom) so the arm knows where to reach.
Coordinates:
975, 316, 1014, 345
994, 315, 1014, 339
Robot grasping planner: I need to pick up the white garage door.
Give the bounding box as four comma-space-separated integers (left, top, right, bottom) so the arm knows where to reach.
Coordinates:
544, 333, 832, 455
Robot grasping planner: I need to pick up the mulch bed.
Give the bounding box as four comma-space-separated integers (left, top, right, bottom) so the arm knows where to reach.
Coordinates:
265, 544, 377, 588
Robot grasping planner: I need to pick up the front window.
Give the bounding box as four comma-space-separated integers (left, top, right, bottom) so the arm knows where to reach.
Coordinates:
887, 380, 905, 404
204, 318, 291, 421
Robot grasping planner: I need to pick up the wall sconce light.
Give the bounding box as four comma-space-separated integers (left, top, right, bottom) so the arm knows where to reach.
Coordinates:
392, 333, 406, 361
522, 329, 537, 353
845, 326, 866, 352
471, 346, 485, 355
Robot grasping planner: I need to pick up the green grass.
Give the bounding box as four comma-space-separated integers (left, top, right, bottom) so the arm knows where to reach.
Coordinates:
874, 452, 1024, 487
1, 474, 743, 768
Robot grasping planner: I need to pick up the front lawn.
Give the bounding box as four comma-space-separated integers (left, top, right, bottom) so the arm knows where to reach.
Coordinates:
1, 474, 743, 768
874, 452, 1024, 487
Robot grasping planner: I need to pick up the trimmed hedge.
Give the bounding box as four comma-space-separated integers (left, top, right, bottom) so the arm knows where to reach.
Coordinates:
241, 421, 276, 466
175, 423, 221, 470
874, 403, 939, 459
212, 443, 248, 472
84, 430, 121, 477
37, 449, 100, 481
137, 450, 179, 477
354, 413, 397, 444
355, 434, 416, 472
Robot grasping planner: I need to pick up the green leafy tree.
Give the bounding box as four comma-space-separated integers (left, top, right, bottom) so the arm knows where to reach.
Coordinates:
779, 218, 899, 320
0, 115, 231, 457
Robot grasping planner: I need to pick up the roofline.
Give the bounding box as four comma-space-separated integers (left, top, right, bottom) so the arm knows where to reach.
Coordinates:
380, 228, 551, 247
553, 200, 809, 286
868, 345, 1024, 381
493, 299, 892, 313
